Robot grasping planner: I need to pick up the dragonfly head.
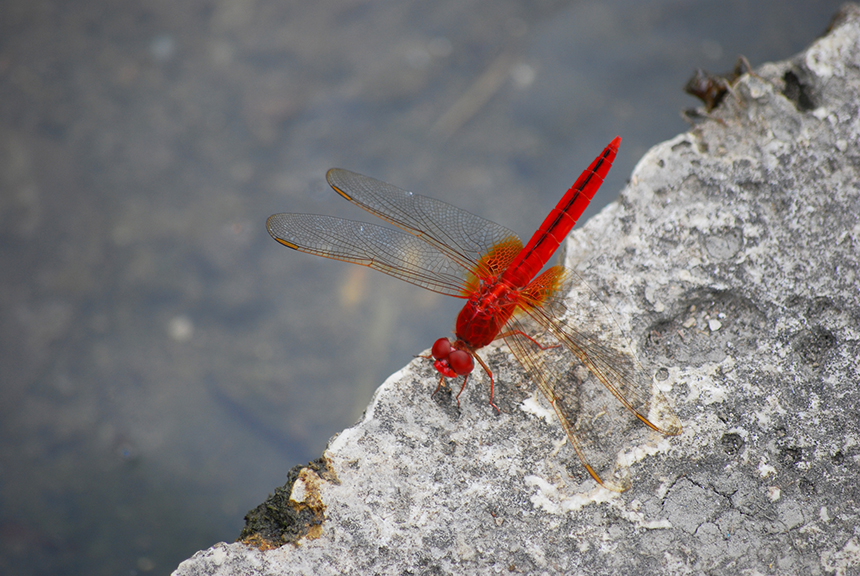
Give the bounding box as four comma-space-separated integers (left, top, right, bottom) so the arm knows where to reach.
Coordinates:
431, 338, 474, 378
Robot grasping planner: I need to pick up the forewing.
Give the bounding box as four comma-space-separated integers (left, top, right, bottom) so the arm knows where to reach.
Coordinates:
326, 168, 521, 276
266, 213, 472, 296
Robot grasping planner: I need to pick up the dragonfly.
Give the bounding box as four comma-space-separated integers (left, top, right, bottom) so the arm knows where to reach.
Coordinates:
267, 137, 681, 491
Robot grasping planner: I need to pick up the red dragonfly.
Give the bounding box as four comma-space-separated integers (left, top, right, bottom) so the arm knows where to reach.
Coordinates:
267, 137, 681, 491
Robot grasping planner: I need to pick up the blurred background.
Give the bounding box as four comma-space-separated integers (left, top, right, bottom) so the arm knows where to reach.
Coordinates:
0, 0, 844, 574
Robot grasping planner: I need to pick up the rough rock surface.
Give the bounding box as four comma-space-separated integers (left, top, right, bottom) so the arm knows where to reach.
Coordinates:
175, 6, 860, 575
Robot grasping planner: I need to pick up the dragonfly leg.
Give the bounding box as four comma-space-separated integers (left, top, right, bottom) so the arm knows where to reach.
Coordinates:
487, 373, 501, 414
497, 329, 559, 351
471, 353, 501, 414
454, 375, 469, 408
431, 375, 447, 398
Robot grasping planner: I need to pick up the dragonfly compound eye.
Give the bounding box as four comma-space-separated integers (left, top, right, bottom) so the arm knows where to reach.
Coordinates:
448, 349, 474, 376
431, 338, 452, 360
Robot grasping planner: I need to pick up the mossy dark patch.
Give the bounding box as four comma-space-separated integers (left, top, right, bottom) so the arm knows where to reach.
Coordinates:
238, 458, 337, 549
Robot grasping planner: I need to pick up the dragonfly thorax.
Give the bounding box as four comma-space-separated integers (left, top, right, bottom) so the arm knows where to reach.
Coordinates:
455, 282, 519, 349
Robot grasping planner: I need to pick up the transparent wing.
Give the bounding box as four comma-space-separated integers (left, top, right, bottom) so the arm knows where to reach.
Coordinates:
266, 213, 473, 296
503, 274, 681, 491
326, 168, 521, 276
526, 299, 682, 436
